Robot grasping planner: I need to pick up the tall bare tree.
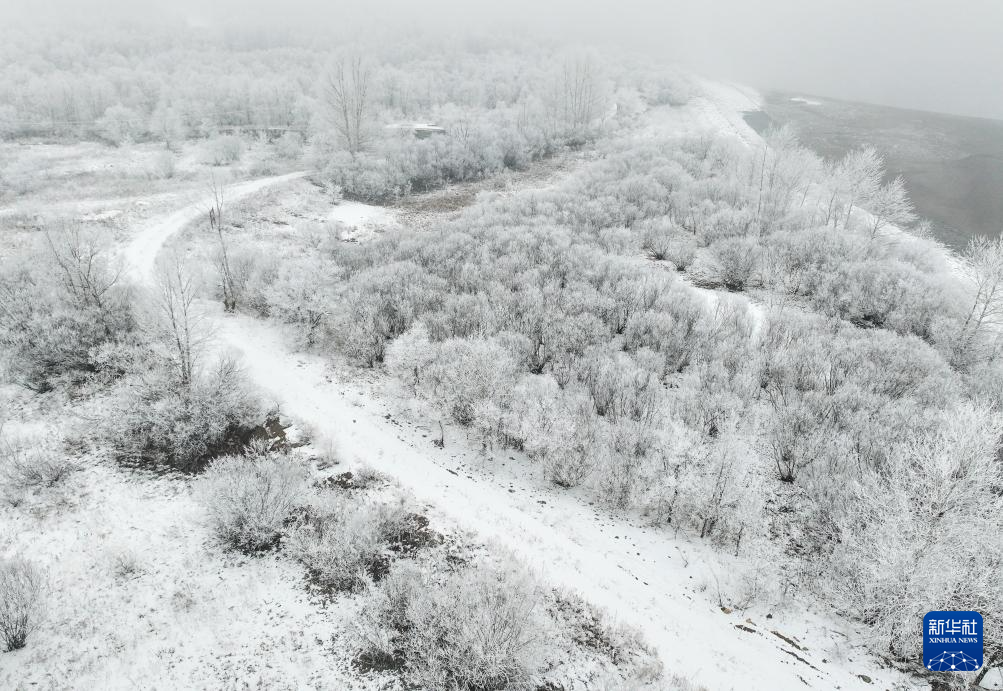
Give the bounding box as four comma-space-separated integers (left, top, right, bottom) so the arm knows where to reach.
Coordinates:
43, 223, 124, 336
208, 177, 238, 313
548, 55, 606, 140
321, 56, 372, 156
155, 255, 203, 390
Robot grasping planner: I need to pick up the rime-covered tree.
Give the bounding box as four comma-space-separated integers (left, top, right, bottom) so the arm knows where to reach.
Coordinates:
320, 55, 373, 156
867, 175, 916, 239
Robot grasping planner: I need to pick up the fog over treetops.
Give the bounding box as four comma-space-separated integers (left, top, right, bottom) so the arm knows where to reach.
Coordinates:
3, 0, 1002, 120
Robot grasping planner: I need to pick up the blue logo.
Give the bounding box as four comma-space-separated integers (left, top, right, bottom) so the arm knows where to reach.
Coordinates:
924, 611, 983, 672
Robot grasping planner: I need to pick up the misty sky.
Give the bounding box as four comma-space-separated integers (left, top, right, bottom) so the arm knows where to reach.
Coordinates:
7, 0, 1003, 120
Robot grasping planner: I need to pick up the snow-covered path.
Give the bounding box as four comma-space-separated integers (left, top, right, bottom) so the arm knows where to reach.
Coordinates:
641, 79, 762, 147
121, 171, 306, 284
116, 162, 918, 689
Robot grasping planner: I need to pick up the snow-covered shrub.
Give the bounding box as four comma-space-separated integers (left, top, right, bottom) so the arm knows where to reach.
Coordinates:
662, 428, 763, 552
422, 337, 518, 425
151, 150, 175, 179
0, 226, 135, 391
198, 451, 310, 552
531, 389, 605, 489
323, 150, 411, 203
577, 351, 660, 422
341, 262, 445, 366
711, 237, 762, 291
205, 134, 243, 166
243, 255, 334, 346
640, 69, 693, 107
384, 323, 438, 393
96, 103, 145, 145
760, 227, 853, 297
286, 497, 413, 592
275, 131, 303, 160
551, 590, 665, 685
813, 259, 944, 338
694, 206, 756, 247
665, 235, 697, 271
639, 219, 696, 269
111, 356, 263, 472
597, 417, 661, 509
760, 391, 834, 483
353, 559, 545, 689
0, 432, 76, 493
0, 556, 45, 652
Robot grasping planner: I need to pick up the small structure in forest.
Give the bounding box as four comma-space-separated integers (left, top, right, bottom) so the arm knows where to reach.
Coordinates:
385, 122, 447, 139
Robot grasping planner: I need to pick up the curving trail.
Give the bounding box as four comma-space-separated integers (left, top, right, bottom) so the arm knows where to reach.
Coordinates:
121, 130, 916, 690
121, 171, 306, 284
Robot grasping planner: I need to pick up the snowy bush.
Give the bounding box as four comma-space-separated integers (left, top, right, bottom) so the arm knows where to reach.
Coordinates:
640, 220, 696, 271
353, 560, 545, 689
640, 220, 675, 261
341, 262, 445, 366
0, 433, 76, 493
198, 451, 310, 552
323, 105, 556, 202
665, 235, 697, 271
422, 337, 519, 425
639, 69, 693, 107
205, 135, 243, 166
0, 226, 135, 391
151, 150, 176, 179
712, 237, 762, 291
275, 131, 304, 160
96, 104, 145, 145
658, 428, 763, 553
286, 497, 414, 592
112, 356, 263, 472
0, 556, 45, 652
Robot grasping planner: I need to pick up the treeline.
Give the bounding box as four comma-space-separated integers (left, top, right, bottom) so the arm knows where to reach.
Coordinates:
0, 23, 689, 158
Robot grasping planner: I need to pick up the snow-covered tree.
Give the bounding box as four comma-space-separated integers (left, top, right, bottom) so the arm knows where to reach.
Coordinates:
867, 175, 916, 239
320, 55, 373, 156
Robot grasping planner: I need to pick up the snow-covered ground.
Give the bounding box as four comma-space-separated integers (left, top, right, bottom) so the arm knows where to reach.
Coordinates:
0, 432, 367, 689
328, 200, 397, 229
641, 78, 762, 146
328, 199, 399, 241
